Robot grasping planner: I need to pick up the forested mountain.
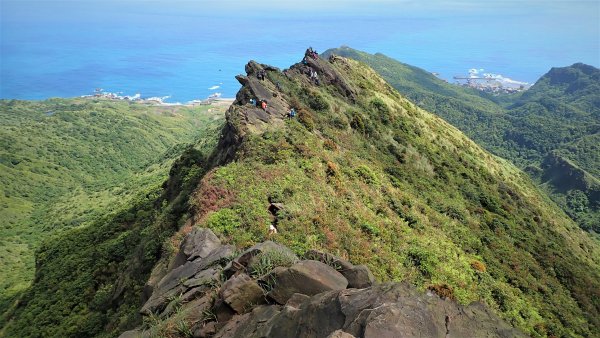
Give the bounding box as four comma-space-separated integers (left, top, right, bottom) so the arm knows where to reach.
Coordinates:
3, 53, 598, 337
0, 98, 225, 311
324, 47, 599, 232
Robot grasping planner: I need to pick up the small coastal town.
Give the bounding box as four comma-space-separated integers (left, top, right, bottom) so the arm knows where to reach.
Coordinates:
82, 88, 226, 105
449, 69, 532, 94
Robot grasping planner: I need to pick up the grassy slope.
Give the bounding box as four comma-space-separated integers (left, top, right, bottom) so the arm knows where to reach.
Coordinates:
323, 47, 600, 232
3, 57, 599, 338
0, 98, 225, 307
185, 57, 600, 337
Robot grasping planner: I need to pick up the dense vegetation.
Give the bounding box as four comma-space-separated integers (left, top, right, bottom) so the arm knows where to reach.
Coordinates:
2, 55, 598, 338
0, 98, 225, 311
323, 47, 600, 233
184, 57, 597, 336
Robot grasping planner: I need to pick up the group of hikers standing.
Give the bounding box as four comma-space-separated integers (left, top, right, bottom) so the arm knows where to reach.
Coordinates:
256, 69, 267, 81
249, 96, 296, 120
306, 47, 318, 60
249, 98, 268, 111
246, 47, 324, 120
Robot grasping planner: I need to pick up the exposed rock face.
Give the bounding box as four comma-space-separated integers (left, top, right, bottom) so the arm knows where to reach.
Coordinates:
139, 228, 229, 316
125, 228, 525, 338
232, 61, 290, 134
169, 227, 222, 270
212, 49, 360, 162
219, 273, 266, 313
266, 260, 348, 304
305, 249, 375, 289
342, 265, 375, 289
213, 283, 525, 338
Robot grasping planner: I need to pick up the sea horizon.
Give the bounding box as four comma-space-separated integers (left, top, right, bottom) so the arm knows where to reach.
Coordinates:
1, 0, 598, 103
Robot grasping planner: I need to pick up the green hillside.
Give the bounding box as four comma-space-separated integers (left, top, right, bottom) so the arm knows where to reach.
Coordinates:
324, 47, 600, 232
0, 98, 226, 308
4, 54, 598, 337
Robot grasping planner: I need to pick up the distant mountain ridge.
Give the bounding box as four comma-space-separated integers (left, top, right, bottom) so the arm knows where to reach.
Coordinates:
324, 46, 600, 232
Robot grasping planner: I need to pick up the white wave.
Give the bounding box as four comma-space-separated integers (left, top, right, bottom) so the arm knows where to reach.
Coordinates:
208, 85, 220, 90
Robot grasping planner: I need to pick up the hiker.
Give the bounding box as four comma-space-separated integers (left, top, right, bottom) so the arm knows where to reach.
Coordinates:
310, 69, 319, 84
257, 70, 266, 81
249, 98, 256, 106
276, 81, 283, 91
268, 224, 278, 235
261, 100, 268, 111
302, 56, 308, 65
288, 108, 296, 119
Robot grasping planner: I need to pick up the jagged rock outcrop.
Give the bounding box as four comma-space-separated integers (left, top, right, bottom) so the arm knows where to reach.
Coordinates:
210, 49, 360, 165
122, 228, 525, 338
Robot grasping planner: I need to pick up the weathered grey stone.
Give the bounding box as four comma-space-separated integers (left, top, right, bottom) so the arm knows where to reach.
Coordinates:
157, 260, 204, 292
212, 282, 526, 338
140, 260, 206, 315
213, 305, 283, 338
224, 241, 297, 278
285, 293, 310, 309
193, 321, 217, 338
183, 267, 220, 289
363, 302, 440, 338
193, 245, 236, 270
213, 298, 236, 323
327, 330, 356, 338
342, 265, 375, 289
169, 228, 221, 271
181, 286, 208, 303
219, 273, 266, 313
140, 284, 186, 316
187, 228, 222, 261
304, 249, 354, 271
160, 291, 213, 319
267, 260, 348, 304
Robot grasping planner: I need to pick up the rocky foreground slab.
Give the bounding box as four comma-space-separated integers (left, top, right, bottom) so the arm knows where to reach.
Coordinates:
119, 228, 524, 338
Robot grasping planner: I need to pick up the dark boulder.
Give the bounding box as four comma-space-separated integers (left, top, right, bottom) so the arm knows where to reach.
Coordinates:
267, 260, 348, 304
304, 249, 354, 271
341, 265, 375, 289
192, 244, 236, 271
169, 228, 222, 270
219, 273, 266, 313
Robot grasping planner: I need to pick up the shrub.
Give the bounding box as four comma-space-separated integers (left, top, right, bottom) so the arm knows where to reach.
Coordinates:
407, 247, 438, 277
298, 110, 316, 131
204, 208, 241, 236
323, 139, 338, 151
360, 222, 380, 236
427, 283, 455, 300
307, 92, 330, 112
470, 260, 487, 273
355, 165, 380, 185
326, 161, 339, 177
248, 249, 299, 278
370, 98, 392, 125
349, 112, 365, 133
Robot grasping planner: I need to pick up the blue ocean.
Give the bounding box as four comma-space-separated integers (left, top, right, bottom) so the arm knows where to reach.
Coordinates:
1, 1, 598, 103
